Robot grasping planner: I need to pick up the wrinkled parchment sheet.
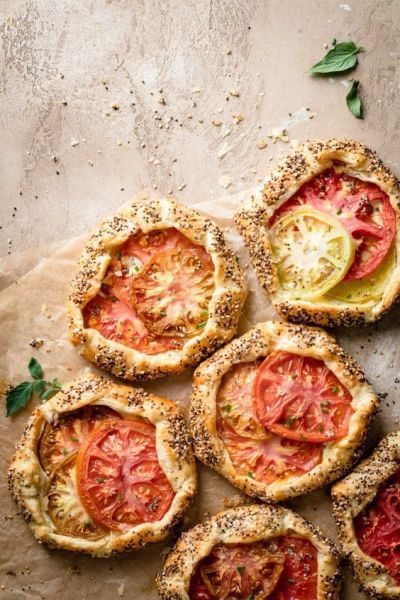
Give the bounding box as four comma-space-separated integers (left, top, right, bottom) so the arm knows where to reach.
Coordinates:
1, 192, 400, 600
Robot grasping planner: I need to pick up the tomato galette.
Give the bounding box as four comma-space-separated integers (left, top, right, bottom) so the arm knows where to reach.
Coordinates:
332, 431, 400, 598
234, 139, 400, 327
156, 504, 341, 599
68, 197, 246, 381
189, 321, 377, 502
8, 375, 196, 556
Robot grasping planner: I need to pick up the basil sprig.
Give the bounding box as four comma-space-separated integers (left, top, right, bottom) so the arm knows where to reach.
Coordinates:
309, 41, 362, 74
346, 80, 363, 118
6, 358, 62, 416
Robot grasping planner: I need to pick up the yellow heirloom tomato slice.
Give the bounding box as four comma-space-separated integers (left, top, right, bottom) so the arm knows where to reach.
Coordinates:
270, 207, 355, 300
326, 248, 396, 304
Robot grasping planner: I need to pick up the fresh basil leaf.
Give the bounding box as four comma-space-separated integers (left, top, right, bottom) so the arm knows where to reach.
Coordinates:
309, 41, 362, 74
33, 380, 46, 397
6, 382, 33, 416
40, 387, 60, 401
346, 80, 363, 118
28, 357, 43, 380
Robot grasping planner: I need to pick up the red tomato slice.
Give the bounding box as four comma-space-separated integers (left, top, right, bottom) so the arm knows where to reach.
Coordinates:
132, 247, 214, 338
39, 406, 119, 474
76, 418, 175, 532
83, 295, 182, 355
254, 351, 353, 443
269, 537, 318, 600
354, 467, 400, 585
189, 542, 285, 600
218, 420, 321, 485
216, 361, 266, 439
270, 168, 396, 280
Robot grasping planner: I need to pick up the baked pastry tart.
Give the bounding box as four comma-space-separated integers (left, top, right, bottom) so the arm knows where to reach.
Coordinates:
156, 504, 341, 599
190, 320, 377, 502
8, 374, 196, 556
68, 197, 246, 380
332, 431, 400, 598
234, 139, 400, 327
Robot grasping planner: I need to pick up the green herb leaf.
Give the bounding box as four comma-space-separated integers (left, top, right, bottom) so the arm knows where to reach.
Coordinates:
195, 321, 207, 329
33, 380, 46, 397
236, 565, 245, 575
6, 382, 33, 416
309, 41, 362, 74
40, 387, 59, 401
346, 80, 363, 118
331, 386, 339, 394
5, 362, 63, 416
28, 357, 43, 380
224, 404, 232, 413
246, 596, 255, 600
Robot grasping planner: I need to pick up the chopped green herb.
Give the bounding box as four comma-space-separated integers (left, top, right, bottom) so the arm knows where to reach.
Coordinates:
116, 251, 122, 260
160, 310, 167, 317
321, 401, 331, 414
247, 471, 254, 478
300, 434, 307, 442
285, 416, 296, 428
224, 404, 232, 413
288, 578, 296, 584
319, 423, 324, 433
236, 565, 245, 575
195, 321, 207, 329
332, 38, 337, 46
70, 435, 79, 443
336, 208, 342, 215
83, 519, 91, 527
331, 386, 339, 394
134, 265, 140, 272
96, 477, 105, 484
62, 448, 68, 456
109, 296, 118, 303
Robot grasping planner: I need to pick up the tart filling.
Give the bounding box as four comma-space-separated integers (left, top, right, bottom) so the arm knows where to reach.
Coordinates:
189, 537, 317, 600
354, 467, 400, 584
216, 352, 353, 488
269, 168, 396, 304
39, 406, 175, 538
83, 228, 214, 355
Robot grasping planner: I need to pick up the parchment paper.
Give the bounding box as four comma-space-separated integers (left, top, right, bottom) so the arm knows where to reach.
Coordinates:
1, 192, 400, 600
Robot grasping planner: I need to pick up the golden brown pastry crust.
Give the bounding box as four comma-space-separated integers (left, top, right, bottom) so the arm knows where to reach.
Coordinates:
156, 504, 341, 599
332, 431, 400, 598
234, 139, 400, 327
8, 374, 197, 557
68, 196, 247, 381
189, 320, 378, 502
